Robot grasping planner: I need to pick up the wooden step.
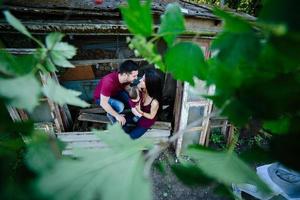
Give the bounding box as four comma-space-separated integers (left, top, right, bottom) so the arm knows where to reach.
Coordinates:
58, 129, 170, 140
79, 107, 106, 114
78, 113, 172, 130
57, 129, 170, 155
78, 113, 109, 123
79, 107, 132, 115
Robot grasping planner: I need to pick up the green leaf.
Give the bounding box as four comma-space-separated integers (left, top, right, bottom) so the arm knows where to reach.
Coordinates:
263, 117, 290, 134
240, 145, 273, 166
42, 78, 90, 108
44, 58, 57, 72
186, 145, 271, 194
164, 42, 206, 85
52, 42, 76, 59
94, 124, 154, 151
0, 74, 41, 112
50, 51, 75, 68
0, 50, 16, 75
211, 9, 261, 67
46, 32, 64, 49
120, 0, 153, 37
211, 32, 260, 66
171, 164, 213, 186
213, 8, 253, 33
221, 98, 252, 126
158, 3, 185, 46
36, 124, 153, 200
259, 0, 300, 32
153, 162, 166, 175
3, 11, 32, 39
213, 184, 235, 199
0, 50, 37, 76
35, 48, 57, 72
46, 33, 76, 68
206, 58, 243, 91
25, 132, 60, 174
128, 35, 165, 70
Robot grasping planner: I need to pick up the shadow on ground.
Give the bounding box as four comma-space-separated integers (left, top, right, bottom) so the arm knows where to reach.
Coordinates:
151, 148, 229, 200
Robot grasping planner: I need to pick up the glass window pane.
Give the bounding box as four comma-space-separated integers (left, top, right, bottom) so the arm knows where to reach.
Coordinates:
182, 130, 201, 152
187, 79, 209, 101
187, 106, 204, 124
181, 106, 205, 152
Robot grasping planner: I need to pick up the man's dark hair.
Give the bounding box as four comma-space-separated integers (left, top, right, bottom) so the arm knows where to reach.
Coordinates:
118, 60, 138, 74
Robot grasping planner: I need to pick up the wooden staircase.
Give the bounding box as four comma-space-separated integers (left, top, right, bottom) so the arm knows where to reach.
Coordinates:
57, 129, 170, 155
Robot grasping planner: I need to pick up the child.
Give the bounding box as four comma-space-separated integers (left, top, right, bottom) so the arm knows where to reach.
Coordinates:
126, 86, 142, 122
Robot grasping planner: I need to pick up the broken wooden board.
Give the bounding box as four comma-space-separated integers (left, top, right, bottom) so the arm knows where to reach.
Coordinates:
77, 113, 172, 130
79, 107, 106, 114
57, 129, 170, 155
78, 113, 109, 123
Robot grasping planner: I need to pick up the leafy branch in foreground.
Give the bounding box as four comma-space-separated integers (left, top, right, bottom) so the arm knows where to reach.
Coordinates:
0, 11, 89, 112
121, 1, 205, 86
1, 0, 300, 199
27, 125, 154, 200
120, 0, 300, 196
0, 11, 89, 200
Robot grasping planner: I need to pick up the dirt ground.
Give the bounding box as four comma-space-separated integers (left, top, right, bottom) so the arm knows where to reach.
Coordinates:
151, 148, 229, 200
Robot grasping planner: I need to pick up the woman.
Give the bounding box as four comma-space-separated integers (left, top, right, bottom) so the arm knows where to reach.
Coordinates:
123, 68, 162, 139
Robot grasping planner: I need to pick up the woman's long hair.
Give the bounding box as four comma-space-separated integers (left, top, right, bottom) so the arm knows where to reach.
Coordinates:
144, 68, 162, 102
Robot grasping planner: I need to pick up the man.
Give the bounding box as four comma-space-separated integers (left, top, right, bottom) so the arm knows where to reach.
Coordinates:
93, 60, 139, 125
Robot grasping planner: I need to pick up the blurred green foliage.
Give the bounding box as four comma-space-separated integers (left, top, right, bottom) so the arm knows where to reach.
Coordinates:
187, 0, 262, 16
1, 0, 300, 199
120, 0, 300, 196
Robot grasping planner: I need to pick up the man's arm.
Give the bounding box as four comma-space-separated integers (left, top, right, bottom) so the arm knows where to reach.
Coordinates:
100, 94, 126, 125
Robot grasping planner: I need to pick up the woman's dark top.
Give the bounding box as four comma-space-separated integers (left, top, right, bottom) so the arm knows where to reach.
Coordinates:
138, 98, 157, 129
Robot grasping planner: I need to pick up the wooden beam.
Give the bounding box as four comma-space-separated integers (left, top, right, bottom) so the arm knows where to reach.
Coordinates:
226, 125, 235, 147
79, 107, 106, 114
173, 81, 184, 133
39, 72, 64, 132
6, 105, 21, 122
71, 58, 145, 66
78, 113, 110, 123
16, 109, 29, 120
199, 86, 214, 145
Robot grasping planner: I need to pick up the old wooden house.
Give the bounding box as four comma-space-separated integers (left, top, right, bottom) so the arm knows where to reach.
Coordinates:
1, 0, 252, 155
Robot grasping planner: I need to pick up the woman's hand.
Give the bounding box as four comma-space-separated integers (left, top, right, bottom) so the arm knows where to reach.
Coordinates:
136, 102, 142, 113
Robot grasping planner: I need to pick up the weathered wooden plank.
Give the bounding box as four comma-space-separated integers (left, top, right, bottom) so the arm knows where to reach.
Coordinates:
58, 129, 170, 139
78, 113, 172, 130
142, 129, 170, 138
173, 81, 184, 133
6, 105, 21, 122
39, 72, 64, 132
71, 58, 145, 66
17, 109, 29, 120
79, 107, 106, 114
199, 84, 215, 145
226, 125, 235, 147
78, 113, 109, 123
152, 121, 172, 130
57, 134, 99, 142
59, 129, 170, 156
65, 141, 107, 149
